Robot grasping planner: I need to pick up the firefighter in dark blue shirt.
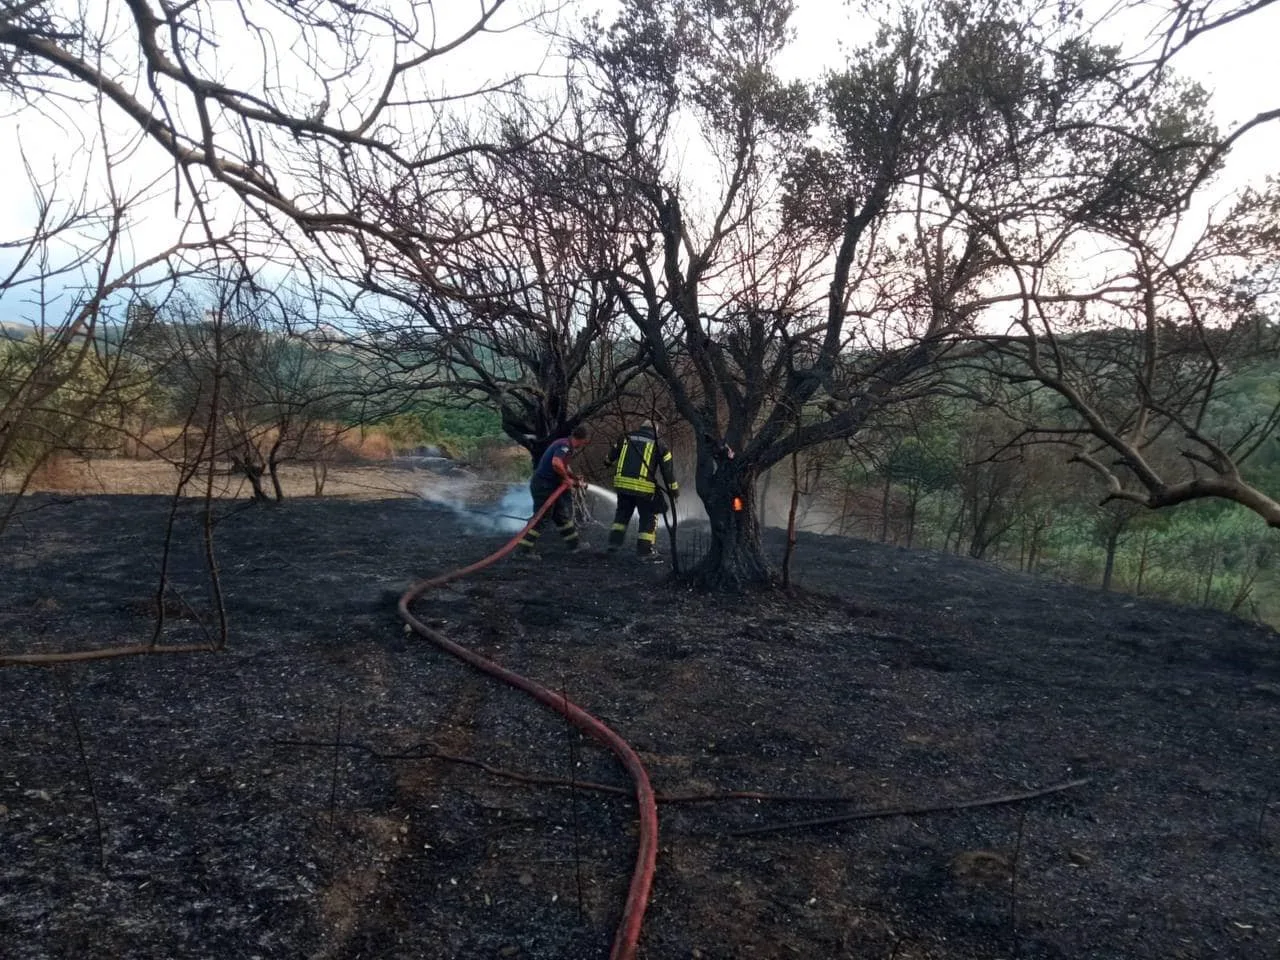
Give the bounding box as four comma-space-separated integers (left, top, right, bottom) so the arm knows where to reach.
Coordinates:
515, 425, 589, 559
604, 422, 678, 559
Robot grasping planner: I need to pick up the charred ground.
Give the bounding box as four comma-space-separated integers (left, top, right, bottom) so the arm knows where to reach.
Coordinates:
1, 484, 1278, 959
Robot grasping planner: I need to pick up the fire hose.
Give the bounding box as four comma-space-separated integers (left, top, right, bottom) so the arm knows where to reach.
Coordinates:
397, 479, 658, 960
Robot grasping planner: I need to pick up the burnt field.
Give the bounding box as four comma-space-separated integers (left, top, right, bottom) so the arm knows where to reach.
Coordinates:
1, 487, 1278, 959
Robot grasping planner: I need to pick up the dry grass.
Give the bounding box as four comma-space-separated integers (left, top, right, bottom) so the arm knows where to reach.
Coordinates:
343, 429, 394, 461
133, 424, 398, 464
1, 458, 430, 500
0, 423, 439, 500
27, 454, 77, 490
2, 423, 508, 504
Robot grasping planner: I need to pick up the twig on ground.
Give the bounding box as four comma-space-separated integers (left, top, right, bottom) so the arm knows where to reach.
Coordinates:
272, 737, 626, 795
171, 588, 217, 648
1011, 807, 1027, 958
716, 778, 1091, 838
269, 738, 1093, 839
2, 642, 220, 666
58, 668, 106, 873
327, 705, 344, 845
563, 679, 586, 920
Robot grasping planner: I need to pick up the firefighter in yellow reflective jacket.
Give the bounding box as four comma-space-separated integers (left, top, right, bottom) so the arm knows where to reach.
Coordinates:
604, 423, 678, 559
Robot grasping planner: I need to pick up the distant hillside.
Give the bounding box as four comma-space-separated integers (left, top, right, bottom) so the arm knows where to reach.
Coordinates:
0, 320, 33, 339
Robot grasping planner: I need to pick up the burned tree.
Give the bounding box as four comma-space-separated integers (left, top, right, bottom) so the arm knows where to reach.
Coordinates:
334, 121, 655, 464
569, 0, 1172, 588
2, 0, 552, 496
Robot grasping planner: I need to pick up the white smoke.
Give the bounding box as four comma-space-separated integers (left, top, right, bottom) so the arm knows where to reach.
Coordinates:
491, 484, 534, 532
419, 476, 532, 534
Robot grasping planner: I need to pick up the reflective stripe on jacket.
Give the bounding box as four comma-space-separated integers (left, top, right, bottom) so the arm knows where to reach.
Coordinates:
606, 429, 678, 496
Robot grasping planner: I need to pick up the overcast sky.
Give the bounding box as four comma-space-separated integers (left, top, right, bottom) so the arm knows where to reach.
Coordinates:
1, 0, 1277, 319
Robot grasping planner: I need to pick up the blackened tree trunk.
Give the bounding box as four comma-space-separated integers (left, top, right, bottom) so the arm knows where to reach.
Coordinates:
693, 459, 771, 590
267, 434, 286, 502
781, 452, 801, 588
1135, 530, 1152, 594
1101, 527, 1120, 592
1096, 504, 1136, 592
231, 451, 271, 502
880, 470, 893, 543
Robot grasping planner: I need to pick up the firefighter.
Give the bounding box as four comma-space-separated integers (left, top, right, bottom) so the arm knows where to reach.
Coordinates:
604, 422, 679, 560
515, 425, 590, 559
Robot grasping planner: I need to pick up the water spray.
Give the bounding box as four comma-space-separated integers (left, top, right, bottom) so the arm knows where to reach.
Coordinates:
584, 483, 618, 507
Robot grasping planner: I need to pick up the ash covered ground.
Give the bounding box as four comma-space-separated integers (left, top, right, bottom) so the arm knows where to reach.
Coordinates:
1, 482, 1278, 959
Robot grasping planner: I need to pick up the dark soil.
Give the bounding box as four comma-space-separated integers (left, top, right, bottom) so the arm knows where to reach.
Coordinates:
2, 487, 1278, 959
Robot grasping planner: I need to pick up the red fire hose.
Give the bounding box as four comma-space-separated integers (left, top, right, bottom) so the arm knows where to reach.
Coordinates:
397, 479, 658, 960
